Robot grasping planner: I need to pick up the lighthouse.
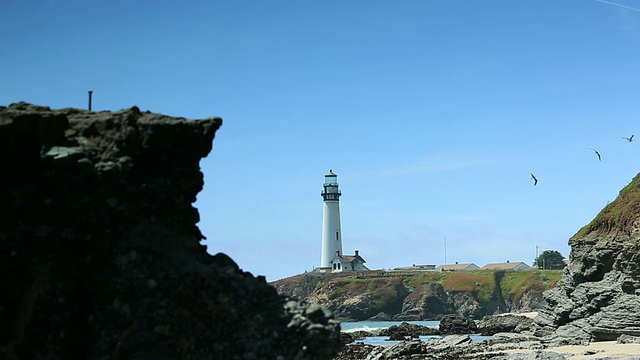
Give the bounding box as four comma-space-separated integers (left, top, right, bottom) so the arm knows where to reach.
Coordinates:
320, 170, 343, 269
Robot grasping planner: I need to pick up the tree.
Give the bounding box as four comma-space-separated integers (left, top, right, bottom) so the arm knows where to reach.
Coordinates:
534, 250, 566, 270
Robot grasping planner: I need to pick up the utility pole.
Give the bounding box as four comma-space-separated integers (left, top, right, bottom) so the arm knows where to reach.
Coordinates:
88, 90, 93, 111
444, 235, 447, 271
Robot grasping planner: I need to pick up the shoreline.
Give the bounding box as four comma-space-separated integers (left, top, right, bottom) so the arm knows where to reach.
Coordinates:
499, 341, 640, 359
340, 315, 640, 359
480, 313, 640, 358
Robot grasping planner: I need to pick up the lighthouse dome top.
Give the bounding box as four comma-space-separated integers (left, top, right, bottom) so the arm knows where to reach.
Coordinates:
325, 170, 337, 177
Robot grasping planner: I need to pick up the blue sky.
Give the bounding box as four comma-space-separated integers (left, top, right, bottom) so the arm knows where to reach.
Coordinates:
3, 1, 640, 281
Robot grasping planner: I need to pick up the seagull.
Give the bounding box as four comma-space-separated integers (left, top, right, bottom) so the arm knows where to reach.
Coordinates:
530, 173, 538, 186
623, 135, 634, 142
588, 148, 602, 161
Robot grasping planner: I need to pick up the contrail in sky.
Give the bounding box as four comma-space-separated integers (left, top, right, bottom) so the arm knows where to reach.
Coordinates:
595, 0, 640, 12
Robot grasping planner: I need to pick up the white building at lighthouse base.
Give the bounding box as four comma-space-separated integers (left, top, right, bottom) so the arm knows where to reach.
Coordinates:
330, 250, 368, 273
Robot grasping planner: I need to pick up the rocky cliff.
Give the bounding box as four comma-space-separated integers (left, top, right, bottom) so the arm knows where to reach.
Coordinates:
272, 270, 561, 321
535, 172, 640, 342
0, 102, 341, 359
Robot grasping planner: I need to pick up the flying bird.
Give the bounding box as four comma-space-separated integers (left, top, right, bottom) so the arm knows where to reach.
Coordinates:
623, 135, 634, 142
588, 148, 602, 161
530, 173, 538, 186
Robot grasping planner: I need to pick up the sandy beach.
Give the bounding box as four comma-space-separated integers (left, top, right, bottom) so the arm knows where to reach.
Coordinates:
494, 312, 640, 358
500, 341, 640, 359
480, 311, 640, 359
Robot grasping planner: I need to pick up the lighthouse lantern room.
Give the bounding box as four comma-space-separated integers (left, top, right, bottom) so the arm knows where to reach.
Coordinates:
320, 170, 343, 269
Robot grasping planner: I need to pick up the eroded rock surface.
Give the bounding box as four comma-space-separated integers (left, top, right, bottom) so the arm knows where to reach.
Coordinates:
477, 314, 534, 336
379, 322, 440, 339
534, 173, 640, 344
439, 314, 478, 335
0, 102, 341, 359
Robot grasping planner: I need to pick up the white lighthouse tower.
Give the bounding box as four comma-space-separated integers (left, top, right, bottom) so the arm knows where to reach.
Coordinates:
320, 170, 343, 269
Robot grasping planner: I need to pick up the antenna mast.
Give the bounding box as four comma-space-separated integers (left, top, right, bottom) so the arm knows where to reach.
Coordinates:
444, 235, 447, 271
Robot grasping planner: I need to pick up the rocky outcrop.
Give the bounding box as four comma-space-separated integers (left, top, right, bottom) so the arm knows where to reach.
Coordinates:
477, 314, 534, 336
340, 330, 373, 345
335, 335, 487, 360
378, 322, 440, 339
399, 282, 456, 319
0, 102, 341, 359
303, 275, 409, 321
335, 332, 603, 359
534, 172, 640, 343
272, 270, 561, 321
617, 334, 640, 344
439, 314, 478, 335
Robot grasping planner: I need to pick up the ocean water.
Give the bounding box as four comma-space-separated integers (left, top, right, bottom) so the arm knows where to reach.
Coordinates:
340, 320, 488, 347
340, 320, 440, 334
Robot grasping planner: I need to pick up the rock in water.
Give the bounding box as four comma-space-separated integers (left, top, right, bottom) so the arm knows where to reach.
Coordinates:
379, 321, 440, 339
0, 102, 341, 359
439, 314, 478, 334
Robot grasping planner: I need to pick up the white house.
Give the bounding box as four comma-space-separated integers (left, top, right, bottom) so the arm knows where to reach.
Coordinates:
331, 250, 368, 272
436, 263, 480, 271
481, 261, 531, 271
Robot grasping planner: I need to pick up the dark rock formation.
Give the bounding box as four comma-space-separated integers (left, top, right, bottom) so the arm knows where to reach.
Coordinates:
340, 332, 355, 345
333, 343, 378, 360
378, 322, 440, 339
345, 335, 488, 360
340, 330, 373, 345
0, 102, 341, 359
534, 172, 640, 343
387, 332, 408, 341
439, 314, 478, 335
477, 314, 534, 336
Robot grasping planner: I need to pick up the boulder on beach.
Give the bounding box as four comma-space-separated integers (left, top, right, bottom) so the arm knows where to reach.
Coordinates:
477, 314, 535, 335
439, 314, 478, 334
